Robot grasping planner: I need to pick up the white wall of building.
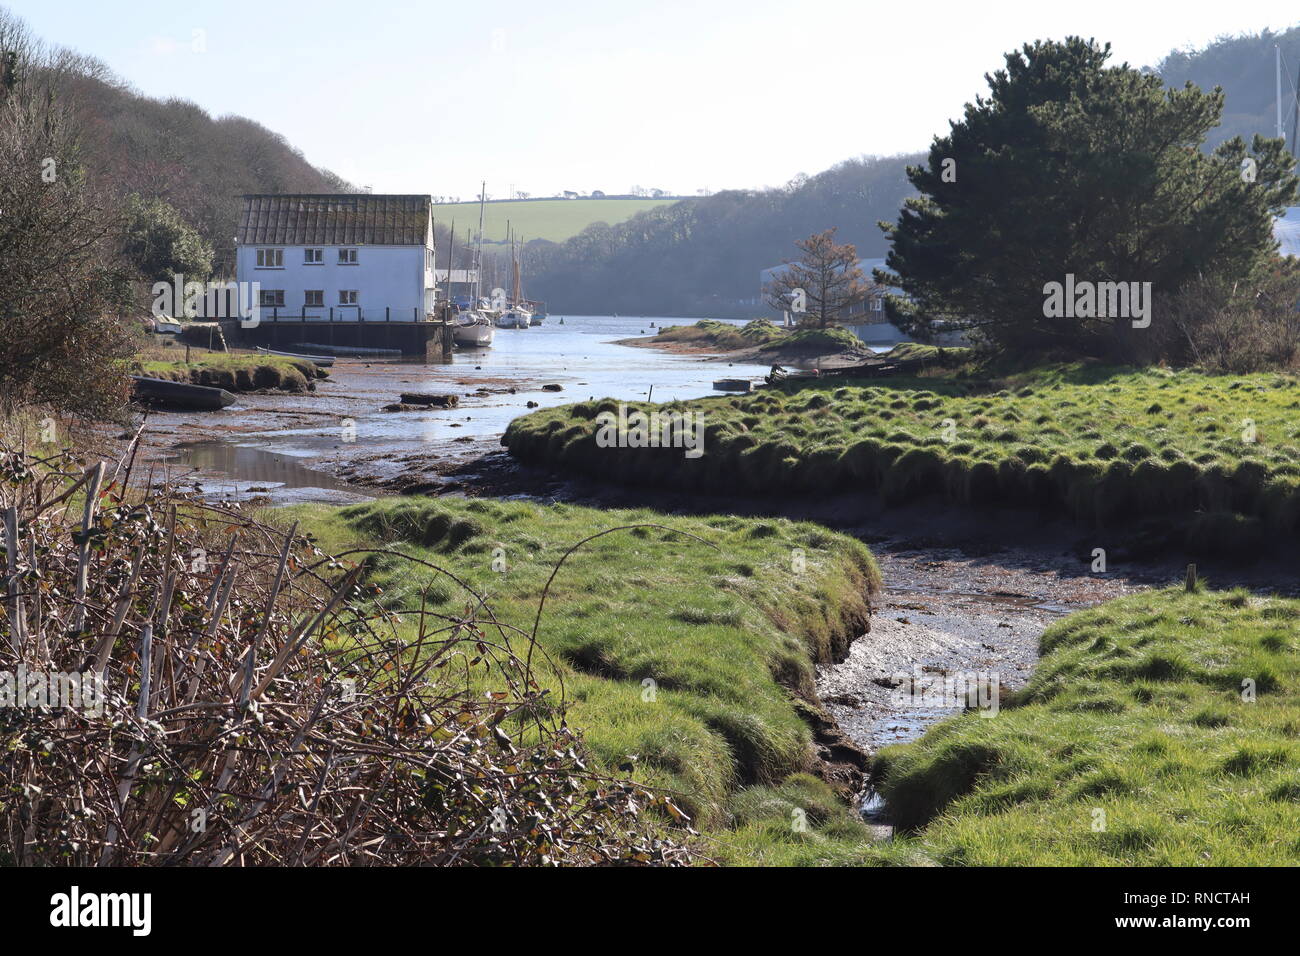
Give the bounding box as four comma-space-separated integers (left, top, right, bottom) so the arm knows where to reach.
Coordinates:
236, 242, 436, 320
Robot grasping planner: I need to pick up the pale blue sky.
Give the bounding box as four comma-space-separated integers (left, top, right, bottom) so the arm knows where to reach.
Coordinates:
8, 0, 1300, 196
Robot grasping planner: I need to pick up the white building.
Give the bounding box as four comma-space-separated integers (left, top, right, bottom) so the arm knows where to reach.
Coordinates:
1274, 207, 1300, 257
235, 194, 437, 321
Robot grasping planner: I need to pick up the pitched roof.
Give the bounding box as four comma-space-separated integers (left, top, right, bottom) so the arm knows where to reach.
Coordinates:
238, 194, 432, 246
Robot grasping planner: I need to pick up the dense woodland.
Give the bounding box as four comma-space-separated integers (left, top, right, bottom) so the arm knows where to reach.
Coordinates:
57, 62, 350, 273
521, 155, 919, 317
1156, 25, 1300, 149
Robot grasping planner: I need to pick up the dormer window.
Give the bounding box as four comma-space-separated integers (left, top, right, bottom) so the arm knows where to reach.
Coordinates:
339, 248, 358, 265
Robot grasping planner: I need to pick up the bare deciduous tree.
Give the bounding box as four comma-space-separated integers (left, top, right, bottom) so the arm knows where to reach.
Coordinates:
763, 228, 869, 328
0, 8, 139, 421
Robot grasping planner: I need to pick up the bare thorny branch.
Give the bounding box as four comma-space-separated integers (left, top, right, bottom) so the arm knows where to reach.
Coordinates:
0, 441, 697, 866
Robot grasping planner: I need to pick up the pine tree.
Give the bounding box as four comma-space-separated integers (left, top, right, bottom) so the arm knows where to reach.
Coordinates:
878, 37, 1299, 358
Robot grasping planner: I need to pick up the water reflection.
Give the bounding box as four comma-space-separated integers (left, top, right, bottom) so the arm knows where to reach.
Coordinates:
164, 441, 355, 493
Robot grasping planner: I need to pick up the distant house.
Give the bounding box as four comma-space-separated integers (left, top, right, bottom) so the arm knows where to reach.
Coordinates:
236, 194, 436, 320
432, 268, 480, 304
1275, 207, 1300, 256
758, 257, 899, 322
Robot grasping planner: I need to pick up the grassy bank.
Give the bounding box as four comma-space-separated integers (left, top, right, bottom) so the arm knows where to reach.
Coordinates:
135, 351, 324, 392
872, 586, 1300, 865
651, 318, 786, 350
649, 318, 864, 353
279, 496, 885, 862
503, 364, 1300, 544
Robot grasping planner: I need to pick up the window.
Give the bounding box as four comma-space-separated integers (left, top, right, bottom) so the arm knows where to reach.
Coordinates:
255, 248, 283, 268
339, 290, 358, 305
338, 248, 358, 264
304, 248, 323, 264
259, 290, 285, 308
305, 290, 324, 307
871, 298, 883, 312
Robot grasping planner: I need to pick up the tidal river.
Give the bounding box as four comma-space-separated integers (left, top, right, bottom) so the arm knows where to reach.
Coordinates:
150, 315, 774, 502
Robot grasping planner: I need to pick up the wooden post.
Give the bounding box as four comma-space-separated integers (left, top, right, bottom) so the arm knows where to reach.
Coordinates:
1185, 563, 1197, 592
5, 506, 25, 653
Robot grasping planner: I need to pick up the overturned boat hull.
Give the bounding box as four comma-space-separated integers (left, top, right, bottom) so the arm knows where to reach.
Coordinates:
131, 376, 236, 411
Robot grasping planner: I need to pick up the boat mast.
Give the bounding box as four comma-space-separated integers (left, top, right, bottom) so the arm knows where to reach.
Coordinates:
509, 220, 519, 307
1279, 44, 1284, 140
444, 219, 455, 306
476, 181, 486, 306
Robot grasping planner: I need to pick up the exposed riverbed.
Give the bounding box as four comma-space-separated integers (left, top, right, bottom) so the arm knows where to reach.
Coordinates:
123, 314, 1300, 827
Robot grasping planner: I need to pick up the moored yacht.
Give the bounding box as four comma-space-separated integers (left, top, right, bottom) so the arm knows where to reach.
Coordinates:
452, 308, 496, 346
497, 305, 533, 329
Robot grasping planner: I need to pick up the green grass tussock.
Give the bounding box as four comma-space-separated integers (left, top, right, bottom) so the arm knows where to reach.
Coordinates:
652, 319, 787, 350
757, 325, 863, 352
873, 587, 1300, 865
504, 365, 1300, 542
280, 497, 880, 860
137, 353, 322, 392
649, 319, 865, 353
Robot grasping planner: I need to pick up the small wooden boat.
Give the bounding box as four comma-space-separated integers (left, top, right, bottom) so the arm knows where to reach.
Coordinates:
153, 316, 183, 334
712, 378, 752, 392
765, 366, 822, 385
256, 346, 335, 367
131, 376, 236, 411
292, 343, 402, 357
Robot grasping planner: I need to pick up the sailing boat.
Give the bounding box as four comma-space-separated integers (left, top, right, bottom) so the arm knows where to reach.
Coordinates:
497, 223, 534, 329
449, 214, 495, 348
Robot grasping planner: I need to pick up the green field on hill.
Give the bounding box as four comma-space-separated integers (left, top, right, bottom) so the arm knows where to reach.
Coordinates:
431, 197, 681, 243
